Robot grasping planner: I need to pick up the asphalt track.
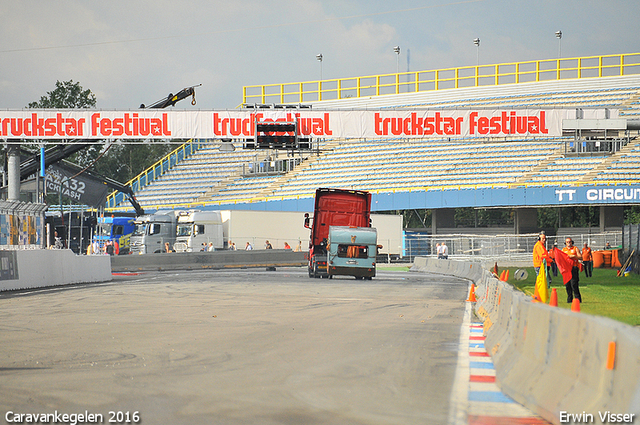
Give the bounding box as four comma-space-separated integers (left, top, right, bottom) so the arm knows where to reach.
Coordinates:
0, 267, 470, 425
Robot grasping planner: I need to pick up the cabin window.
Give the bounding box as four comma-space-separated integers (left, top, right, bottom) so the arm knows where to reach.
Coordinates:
337, 244, 369, 259
148, 224, 162, 235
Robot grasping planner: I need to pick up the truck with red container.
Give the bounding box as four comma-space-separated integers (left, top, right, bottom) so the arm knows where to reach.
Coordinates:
304, 188, 378, 279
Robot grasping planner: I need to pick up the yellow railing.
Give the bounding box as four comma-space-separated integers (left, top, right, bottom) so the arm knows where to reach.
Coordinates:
105, 139, 202, 209
242, 52, 640, 105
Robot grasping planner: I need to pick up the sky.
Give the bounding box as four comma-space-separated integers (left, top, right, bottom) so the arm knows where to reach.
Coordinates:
1, 0, 639, 111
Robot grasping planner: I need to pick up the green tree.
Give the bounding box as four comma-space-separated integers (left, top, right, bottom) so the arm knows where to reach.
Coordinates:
28, 80, 96, 109
624, 206, 640, 224
26, 80, 172, 204
90, 143, 173, 184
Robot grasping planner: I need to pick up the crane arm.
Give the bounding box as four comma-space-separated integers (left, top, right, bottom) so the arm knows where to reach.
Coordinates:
140, 84, 201, 109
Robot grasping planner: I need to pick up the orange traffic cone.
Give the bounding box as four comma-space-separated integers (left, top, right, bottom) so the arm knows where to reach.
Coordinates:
549, 288, 558, 307
571, 298, 581, 312
504, 270, 509, 281
467, 284, 477, 302
499, 270, 506, 281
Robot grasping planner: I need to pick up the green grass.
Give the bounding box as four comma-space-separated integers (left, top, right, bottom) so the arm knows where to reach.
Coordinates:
504, 266, 640, 326
377, 264, 413, 271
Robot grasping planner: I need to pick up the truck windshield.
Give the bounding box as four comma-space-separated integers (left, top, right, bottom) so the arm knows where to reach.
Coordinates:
132, 223, 146, 236
176, 224, 192, 237
97, 223, 112, 237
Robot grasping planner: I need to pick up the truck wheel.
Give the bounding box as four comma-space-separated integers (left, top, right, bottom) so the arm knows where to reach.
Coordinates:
313, 263, 320, 278
365, 276, 372, 280
308, 267, 314, 278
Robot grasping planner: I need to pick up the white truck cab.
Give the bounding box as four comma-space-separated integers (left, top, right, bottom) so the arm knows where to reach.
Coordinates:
173, 211, 224, 252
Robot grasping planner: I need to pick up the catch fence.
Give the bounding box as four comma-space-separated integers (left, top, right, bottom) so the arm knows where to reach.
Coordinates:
403, 231, 622, 263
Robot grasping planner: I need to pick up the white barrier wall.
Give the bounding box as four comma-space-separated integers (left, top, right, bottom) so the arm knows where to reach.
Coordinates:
0, 250, 112, 292
412, 257, 640, 425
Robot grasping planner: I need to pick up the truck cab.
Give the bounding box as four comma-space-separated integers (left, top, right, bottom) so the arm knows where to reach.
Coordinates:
173, 211, 224, 253
306, 188, 373, 278
129, 211, 179, 254
93, 216, 135, 255
327, 226, 377, 279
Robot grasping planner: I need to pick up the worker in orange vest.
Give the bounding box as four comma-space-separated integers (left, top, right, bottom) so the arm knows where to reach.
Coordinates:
533, 232, 552, 286
582, 242, 593, 278
562, 238, 582, 303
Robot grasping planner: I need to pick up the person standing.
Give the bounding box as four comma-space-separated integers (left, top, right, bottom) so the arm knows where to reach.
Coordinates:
106, 240, 115, 256
562, 238, 582, 303
533, 232, 552, 284
582, 242, 593, 278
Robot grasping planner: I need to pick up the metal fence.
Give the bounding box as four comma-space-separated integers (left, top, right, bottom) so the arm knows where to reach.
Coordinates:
622, 225, 640, 273
236, 231, 624, 264
403, 231, 623, 263
623, 224, 640, 252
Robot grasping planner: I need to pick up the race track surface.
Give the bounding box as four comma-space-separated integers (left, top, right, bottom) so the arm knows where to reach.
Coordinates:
0, 268, 469, 425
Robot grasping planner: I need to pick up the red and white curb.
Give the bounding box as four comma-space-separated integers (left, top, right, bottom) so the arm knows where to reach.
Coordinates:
449, 299, 551, 424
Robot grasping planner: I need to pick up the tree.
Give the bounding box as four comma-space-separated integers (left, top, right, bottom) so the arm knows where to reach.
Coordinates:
25, 80, 172, 204
90, 143, 174, 184
28, 80, 96, 109
624, 206, 640, 224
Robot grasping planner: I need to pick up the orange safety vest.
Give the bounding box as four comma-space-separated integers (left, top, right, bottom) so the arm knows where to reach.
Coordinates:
582, 247, 592, 262
532, 241, 550, 267
563, 246, 581, 267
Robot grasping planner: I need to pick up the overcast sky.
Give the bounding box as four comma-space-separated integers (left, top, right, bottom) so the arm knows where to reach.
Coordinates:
1, 0, 639, 111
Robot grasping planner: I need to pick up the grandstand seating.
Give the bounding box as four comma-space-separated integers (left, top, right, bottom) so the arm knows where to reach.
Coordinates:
593, 141, 640, 181
131, 144, 270, 207
107, 70, 640, 212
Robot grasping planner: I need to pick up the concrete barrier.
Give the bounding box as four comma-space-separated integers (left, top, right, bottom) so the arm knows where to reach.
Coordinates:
0, 249, 112, 292
0, 249, 307, 292
412, 257, 640, 424
111, 249, 307, 272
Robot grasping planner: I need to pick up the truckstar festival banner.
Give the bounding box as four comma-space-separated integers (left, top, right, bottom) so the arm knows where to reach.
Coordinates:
0, 109, 613, 140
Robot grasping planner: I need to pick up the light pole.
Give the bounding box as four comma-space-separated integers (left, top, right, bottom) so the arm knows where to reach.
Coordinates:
555, 30, 562, 59
555, 31, 562, 80
316, 53, 323, 81
393, 46, 400, 74
473, 38, 480, 66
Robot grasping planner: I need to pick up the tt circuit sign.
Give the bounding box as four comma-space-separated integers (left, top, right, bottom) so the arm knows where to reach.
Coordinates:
363, 184, 640, 212
0, 109, 613, 140
555, 186, 640, 204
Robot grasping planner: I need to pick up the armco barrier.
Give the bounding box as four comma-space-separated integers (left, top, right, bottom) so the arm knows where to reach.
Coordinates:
411, 257, 640, 425
0, 249, 112, 292
111, 249, 307, 272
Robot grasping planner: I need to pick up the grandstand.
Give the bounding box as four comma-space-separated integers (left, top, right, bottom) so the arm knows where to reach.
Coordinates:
107, 53, 640, 231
